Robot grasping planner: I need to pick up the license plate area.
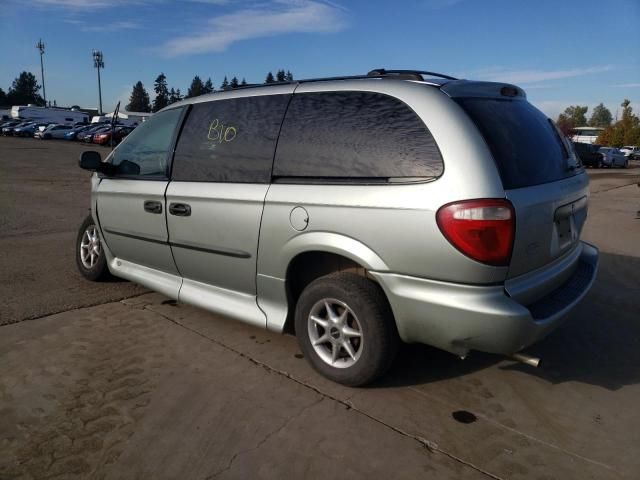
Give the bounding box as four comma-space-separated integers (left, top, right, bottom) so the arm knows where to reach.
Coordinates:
555, 215, 576, 250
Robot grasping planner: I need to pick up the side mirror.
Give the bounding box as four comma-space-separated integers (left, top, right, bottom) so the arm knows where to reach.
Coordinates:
79, 151, 103, 171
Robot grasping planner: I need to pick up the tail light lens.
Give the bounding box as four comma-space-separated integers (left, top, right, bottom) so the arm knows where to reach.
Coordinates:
436, 199, 515, 266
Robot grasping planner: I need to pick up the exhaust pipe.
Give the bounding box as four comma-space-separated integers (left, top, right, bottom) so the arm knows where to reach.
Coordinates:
511, 352, 540, 368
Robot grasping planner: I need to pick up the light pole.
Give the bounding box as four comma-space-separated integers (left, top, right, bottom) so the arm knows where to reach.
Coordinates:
36, 39, 46, 106
92, 50, 104, 115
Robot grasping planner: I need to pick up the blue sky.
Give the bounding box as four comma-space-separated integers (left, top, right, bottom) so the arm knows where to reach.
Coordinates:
1, 0, 638, 118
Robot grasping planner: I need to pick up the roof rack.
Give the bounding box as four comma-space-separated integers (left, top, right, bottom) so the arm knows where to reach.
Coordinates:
212, 69, 459, 93
367, 69, 458, 81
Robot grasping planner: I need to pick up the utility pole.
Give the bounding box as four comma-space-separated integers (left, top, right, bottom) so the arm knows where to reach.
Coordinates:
92, 50, 104, 115
36, 39, 46, 106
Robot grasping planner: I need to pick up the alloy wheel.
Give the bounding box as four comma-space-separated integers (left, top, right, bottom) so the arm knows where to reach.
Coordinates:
308, 298, 363, 368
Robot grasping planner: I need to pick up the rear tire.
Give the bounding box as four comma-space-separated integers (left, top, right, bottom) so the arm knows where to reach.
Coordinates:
295, 272, 399, 386
76, 215, 111, 281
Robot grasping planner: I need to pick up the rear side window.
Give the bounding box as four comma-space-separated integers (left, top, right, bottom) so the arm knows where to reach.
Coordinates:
273, 91, 443, 180
455, 98, 576, 189
172, 95, 291, 183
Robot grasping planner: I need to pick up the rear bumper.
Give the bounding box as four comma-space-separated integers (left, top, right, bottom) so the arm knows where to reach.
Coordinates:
370, 241, 599, 357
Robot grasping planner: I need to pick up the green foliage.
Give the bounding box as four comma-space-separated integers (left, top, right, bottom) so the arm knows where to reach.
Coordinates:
186, 75, 205, 98
203, 77, 214, 94
7, 71, 44, 106
230, 76, 239, 89
152, 73, 169, 112
588, 103, 612, 128
596, 99, 640, 146
168, 88, 183, 105
276, 69, 286, 82
126, 81, 151, 113
286, 70, 293, 81
240, 78, 247, 86
265, 72, 275, 84
220, 76, 229, 90
556, 105, 588, 134
0, 88, 7, 106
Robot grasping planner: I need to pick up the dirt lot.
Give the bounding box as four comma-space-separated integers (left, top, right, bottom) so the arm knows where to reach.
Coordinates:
1, 137, 639, 479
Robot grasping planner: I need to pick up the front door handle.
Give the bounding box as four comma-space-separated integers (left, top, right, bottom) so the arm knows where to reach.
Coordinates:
169, 203, 191, 217
144, 200, 162, 214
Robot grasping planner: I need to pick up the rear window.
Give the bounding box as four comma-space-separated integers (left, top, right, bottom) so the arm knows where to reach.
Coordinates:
273, 91, 443, 181
455, 98, 577, 189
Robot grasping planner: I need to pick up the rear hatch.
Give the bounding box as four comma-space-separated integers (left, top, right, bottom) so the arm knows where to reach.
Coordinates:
444, 82, 588, 279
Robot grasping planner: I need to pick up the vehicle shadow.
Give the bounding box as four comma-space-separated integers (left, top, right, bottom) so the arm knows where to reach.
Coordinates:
374, 251, 640, 391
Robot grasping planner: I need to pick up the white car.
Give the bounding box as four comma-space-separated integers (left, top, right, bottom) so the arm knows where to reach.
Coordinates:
620, 146, 640, 160
34, 124, 73, 139
598, 147, 628, 168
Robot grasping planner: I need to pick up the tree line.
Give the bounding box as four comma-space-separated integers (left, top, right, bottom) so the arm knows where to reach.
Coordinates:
126, 69, 294, 113
556, 100, 640, 146
0, 72, 45, 107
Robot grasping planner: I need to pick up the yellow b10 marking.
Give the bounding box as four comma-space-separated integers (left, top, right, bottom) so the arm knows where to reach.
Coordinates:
208, 119, 237, 143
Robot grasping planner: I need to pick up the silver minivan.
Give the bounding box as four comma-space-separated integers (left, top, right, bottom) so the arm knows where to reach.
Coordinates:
76, 69, 598, 386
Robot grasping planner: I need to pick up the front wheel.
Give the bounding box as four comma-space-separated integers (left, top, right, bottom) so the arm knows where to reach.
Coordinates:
76, 215, 111, 281
295, 272, 399, 386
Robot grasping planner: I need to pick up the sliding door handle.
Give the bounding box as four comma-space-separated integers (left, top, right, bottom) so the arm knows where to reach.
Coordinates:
143, 200, 162, 214
169, 203, 191, 217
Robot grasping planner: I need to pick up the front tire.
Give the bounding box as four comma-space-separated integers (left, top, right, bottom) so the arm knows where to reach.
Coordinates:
76, 215, 111, 281
295, 272, 399, 386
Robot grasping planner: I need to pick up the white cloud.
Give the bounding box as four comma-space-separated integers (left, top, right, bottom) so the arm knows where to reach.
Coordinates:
613, 83, 640, 88
471, 65, 613, 84
423, 0, 465, 9
81, 21, 140, 32
33, 0, 130, 8
162, 0, 347, 57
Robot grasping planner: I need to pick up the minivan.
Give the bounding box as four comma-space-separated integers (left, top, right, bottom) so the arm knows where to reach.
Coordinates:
76, 69, 598, 386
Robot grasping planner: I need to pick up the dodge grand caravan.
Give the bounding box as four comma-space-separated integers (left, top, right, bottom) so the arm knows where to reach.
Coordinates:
76, 69, 599, 386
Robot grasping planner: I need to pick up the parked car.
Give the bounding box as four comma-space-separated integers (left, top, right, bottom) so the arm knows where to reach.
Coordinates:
82, 125, 111, 143
2, 121, 31, 136
620, 146, 640, 160
34, 124, 73, 139
573, 142, 604, 168
75, 69, 598, 386
598, 147, 628, 168
14, 122, 49, 137
93, 126, 135, 146
77, 125, 110, 143
64, 125, 93, 141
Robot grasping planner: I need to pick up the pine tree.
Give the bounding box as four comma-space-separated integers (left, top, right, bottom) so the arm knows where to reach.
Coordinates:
0, 88, 7, 106
7, 71, 44, 106
276, 69, 286, 82
230, 76, 239, 89
265, 72, 275, 84
126, 81, 151, 112
220, 76, 229, 90
285, 70, 293, 81
203, 77, 214, 94
152, 73, 170, 112
240, 78, 247, 86
186, 75, 205, 98
589, 103, 613, 128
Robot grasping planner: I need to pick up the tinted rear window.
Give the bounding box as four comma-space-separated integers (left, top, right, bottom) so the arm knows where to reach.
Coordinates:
274, 91, 443, 180
455, 98, 576, 189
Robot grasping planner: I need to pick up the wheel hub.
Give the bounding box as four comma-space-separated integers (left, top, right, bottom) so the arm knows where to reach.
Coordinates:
307, 298, 363, 369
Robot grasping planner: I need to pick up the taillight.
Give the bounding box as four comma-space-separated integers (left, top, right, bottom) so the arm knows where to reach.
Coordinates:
436, 199, 515, 266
